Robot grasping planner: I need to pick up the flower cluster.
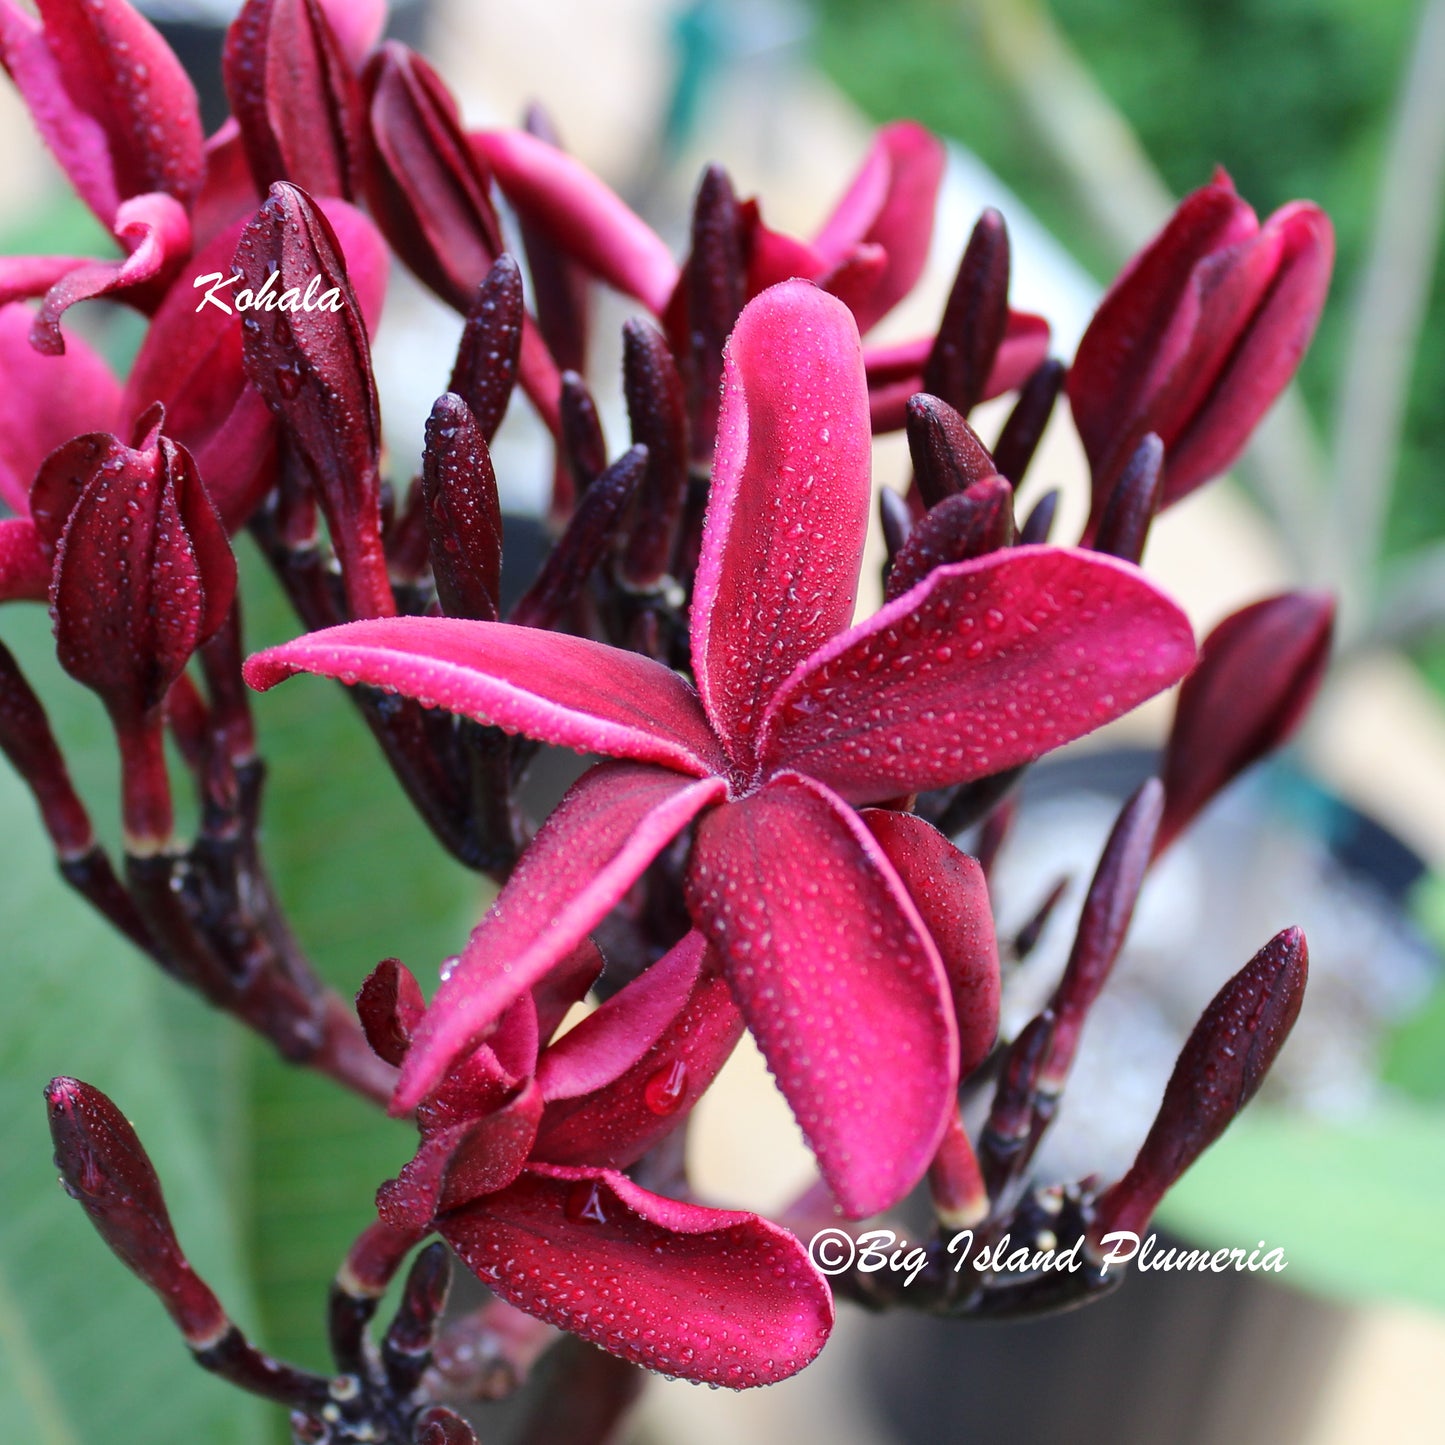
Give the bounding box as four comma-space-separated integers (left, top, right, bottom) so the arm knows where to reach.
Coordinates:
1, 1, 1334, 1439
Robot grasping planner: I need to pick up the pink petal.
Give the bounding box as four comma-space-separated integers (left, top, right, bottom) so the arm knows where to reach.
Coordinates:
442, 1164, 833, 1386
534, 936, 745, 1170
691, 281, 872, 761
814, 121, 945, 333
29, 192, 192, 355
760, 546, 1196, 804
536, 931, 708, 1102
0, 518, 50, 601
244, 616, 727, 774
863, 810, 1000, 1078
685, 772, 957, 1217
0, 303, 119, 512
0, 0, 203, 223
474, 128, 679, 315
192, 121, 257, 247
393, 762, 726, 1113
316, 0, 385, 67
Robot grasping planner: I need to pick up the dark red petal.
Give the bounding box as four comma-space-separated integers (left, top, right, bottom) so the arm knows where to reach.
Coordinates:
475, 128, 678, 314
1162, 204, 1334, 503
394, 762, 726, 1113
0, 302, 119, 512
1157, 591, 1334, 853
356, 957, 428, 1067
760, 546, 1195, 805
692, 281, 872, 760
863, 810, 1000, 1078
442, 1164, 833, 1387
222, 0, 365, 200
1094, 927, 1308, 1239
686, 772, 957, 1217
535, 930, 708, 1102
244, 616, 727, 774
535, 940, 745, 1170
1068, 176, 1257, 477
531, 939, 605, 1047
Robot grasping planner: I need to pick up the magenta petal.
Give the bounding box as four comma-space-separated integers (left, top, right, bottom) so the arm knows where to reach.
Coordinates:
760, 546, 1196, 804
0, 518, 50, 601
536, 931, 707, 1102
692, 281, 872, 759
863, 810, 1000, 1079
317, 0, 384, 65
686, 773, 957, 1217
442, 1164, 833, 1386
475, 129, 679, 315
0, 0, 203, 224
534, 937, 744, 1170
29, 192, 191, 355
742, 202, 828, 295
245, 616, 727, 774
531, 939, 604, 1047
0, 303, 119, 512
813, 121, 944, 333
394, 762, 726, 1112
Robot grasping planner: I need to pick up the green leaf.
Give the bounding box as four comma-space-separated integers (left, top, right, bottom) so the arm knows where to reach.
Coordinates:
1158, 1098, 1445, 1312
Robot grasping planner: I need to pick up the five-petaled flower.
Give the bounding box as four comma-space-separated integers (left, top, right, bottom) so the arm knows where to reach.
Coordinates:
245, 279, 1198, 1218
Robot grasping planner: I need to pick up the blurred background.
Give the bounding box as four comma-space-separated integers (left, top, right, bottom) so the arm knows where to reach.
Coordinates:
2, 0, 1444, 1441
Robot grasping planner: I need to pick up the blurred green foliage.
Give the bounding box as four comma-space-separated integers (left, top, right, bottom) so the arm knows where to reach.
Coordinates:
811, 0, 1444, 575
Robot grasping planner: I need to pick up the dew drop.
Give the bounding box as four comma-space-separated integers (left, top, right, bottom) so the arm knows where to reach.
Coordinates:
643, 1059, 689, 1115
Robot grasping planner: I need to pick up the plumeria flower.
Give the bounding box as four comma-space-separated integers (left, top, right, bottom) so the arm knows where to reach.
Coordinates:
245, 279, 1197, 1217
358, 934, 833, 1387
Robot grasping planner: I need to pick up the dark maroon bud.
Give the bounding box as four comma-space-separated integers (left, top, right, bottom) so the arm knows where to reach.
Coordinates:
923, 208, 1010, 415
619, 319, 688, 589
235, 182, 394, 620
1017, 488, 1059, 545
414, 1408, 480, 1445
0, 639, 94, 858
510, 445, 647, 629
1040, 781, 1162, 1097
448, 255, 525, 443
1013, 875, 1069, 960
518, 102, 592, 374
1093, 927, 1308, 1240
991, 357, 1065, 484
222, 0, 365, 200
50, 432, 235, 847
559, 370, 608, 502
673, 165, 745, 461
382, 1241, 452, 1395
879, 486, 912, 573
386, 478, 433, 583
363, 41, 503, 312
422, 395, 503, 622
978, 1010, 1055, 1195
356, 956, 428, 1066
1092, 433, 1164, 563
886, 476, 1015, 601
905, 392, 997, 509
30, 432, 121, 554
1157, 592, 1335, 853
46, 1078, 228, 1346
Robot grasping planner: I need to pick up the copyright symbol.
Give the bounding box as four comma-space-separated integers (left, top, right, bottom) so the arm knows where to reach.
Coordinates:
809, 1228, 856, 1276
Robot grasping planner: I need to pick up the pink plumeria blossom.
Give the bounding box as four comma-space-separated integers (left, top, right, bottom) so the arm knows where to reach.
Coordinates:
247, 279, 1196, 1216
362, 937, 833, 1388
